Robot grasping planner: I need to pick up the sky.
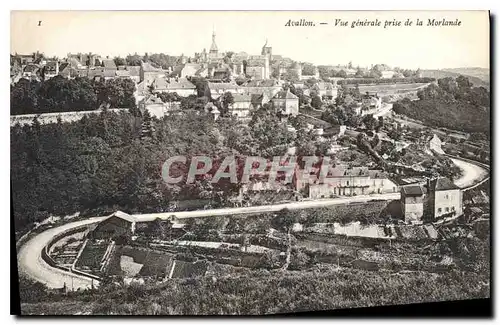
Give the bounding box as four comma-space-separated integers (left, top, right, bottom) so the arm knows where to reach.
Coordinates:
10, 10, 490, 70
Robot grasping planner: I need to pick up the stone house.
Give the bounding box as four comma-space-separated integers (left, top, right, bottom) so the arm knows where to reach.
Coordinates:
152, 77, 197, 97
228, 93, 253, 120
271, 89, 299, 116
401, 185, 425, 224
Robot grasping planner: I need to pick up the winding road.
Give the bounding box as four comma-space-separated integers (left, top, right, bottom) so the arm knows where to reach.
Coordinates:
16, 157, 489, 290
449, 158, 489, 189
17, 217, 104, 290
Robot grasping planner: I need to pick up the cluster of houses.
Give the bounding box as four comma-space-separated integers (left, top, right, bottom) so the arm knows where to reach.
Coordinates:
10, 52, 142, 84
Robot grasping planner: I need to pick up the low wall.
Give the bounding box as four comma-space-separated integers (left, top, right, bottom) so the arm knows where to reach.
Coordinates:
41, 224, 102, 283
10, 109, 129, 126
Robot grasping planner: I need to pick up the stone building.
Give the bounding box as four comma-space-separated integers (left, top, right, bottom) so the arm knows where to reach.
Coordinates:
271, 89, 299, 116
228, 93, 253, 120
401, 177, 463, 224
427, 178, 463, 220
296, 166, 398, 199
401, 185, 425, 224
151, 77, 197, 97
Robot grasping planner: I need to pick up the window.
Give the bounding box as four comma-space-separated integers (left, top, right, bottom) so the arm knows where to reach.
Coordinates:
347, 181, 349, 186
438, 208, 442, 213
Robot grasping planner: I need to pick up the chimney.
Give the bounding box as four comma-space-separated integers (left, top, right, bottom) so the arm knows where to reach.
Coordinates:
56, 61, 59, 75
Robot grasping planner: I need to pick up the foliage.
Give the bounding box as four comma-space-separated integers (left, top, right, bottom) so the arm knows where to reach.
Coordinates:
23, 264, 489, 315
11, 76, 136, 115
392, 76, 490, 135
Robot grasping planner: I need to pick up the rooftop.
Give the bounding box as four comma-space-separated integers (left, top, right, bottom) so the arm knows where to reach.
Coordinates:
106, 210, 137, 223
402, 185, 424, 196
431, 178, 460, 191
232, 93, 252, 102
273, 89, 298, 100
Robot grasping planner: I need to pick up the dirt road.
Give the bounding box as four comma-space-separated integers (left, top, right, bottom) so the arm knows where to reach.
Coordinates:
450, 157, 489, 189
17, 217, 104, 290
17, 193, 400, 288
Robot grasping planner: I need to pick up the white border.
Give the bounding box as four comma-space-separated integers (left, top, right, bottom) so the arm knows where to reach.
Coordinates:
2, 1, 498, 323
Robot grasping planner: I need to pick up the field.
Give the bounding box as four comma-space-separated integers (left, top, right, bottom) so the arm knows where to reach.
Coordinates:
106, 246, 175, 278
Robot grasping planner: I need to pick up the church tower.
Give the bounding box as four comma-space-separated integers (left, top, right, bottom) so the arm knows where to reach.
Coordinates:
261, 39, 272, 79
209, 28, 218, 60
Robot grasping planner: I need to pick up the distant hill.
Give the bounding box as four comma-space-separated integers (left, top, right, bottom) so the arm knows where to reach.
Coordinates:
442, 68, 490, 82
420, 69, 489, 89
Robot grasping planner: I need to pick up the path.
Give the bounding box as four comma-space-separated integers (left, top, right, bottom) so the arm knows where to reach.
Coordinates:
17, 156, 488, 289
17, 217, 104, 290
450, 157, 489, 189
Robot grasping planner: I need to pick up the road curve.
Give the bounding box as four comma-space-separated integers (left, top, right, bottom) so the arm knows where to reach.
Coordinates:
17, 217, 105, 289
17, 193, 400, 288
450, 157, 489, 189
17, 155, 487, 290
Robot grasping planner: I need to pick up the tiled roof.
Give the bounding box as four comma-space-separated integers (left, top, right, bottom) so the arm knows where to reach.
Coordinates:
431, 178, 460, 191
127, 66, 141, 76
208, 82, 240, 90
245, 79, 280, 87
106, 210, 137, 223
102, 59, 117, 70
59, 63, 70, 72
166, 78, 196, 89
273, 89, 298, 100
142, 61, 160, 72
344, 167, 369, 177
232, 94, 252, 102
402, 185, 424, 196
368, 170, 388, 179
154, 78, 196, 90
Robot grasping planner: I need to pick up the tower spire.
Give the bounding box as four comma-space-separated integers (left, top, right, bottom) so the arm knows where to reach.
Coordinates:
210, 25, 218, 54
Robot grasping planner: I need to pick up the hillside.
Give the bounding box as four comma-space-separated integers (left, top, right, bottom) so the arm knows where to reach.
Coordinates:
442, 68, 490, 82
420, 69, 489, 89
392, 76, 490, 135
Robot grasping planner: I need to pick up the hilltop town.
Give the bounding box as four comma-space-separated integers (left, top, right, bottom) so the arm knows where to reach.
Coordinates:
12, 29, 490, 315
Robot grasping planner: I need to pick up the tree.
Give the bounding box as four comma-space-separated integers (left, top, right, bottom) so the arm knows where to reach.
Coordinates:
311, 95, 323, 110
456, 75, 473, 91
369, 66, 382, 78
126, 53, 143, 66
189, 77, 210, 98
220, 92, 234, 116
281, 70, 299, 82
354, 68, 365, 78
114, 57, 126, 66
141, 109, 155, 140
362, 114, 378, 130
271, 208, 301, 271
336, 70, 347, 78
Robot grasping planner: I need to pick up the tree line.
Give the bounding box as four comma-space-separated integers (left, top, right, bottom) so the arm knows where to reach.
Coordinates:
11, 107, 326, 234
11, 76, 136, 115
